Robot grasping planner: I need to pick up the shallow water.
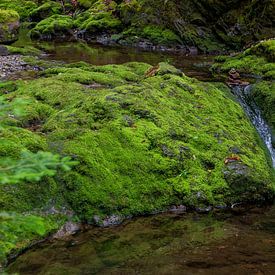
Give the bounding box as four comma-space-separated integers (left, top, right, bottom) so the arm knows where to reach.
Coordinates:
12, 29, 214, 82
39, 42, 214, 81
7, 207, 275, 274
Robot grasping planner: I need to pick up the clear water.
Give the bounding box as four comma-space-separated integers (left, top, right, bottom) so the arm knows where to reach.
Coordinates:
7, 207, 275, 274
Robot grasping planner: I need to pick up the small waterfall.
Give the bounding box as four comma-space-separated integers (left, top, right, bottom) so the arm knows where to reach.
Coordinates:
232, 85, 275, 167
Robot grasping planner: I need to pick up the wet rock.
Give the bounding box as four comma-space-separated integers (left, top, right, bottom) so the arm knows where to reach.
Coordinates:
187, 46, 199, 55
169, 205, 187, 213
93, 214, 124, 227
196, 206, 213, 213
0, 45, 9, 56
123, 115, 135, 127
223, 162, 249, 178
53, 222, 81, 239
229, 146, 243, 154
161, 145, 175, 157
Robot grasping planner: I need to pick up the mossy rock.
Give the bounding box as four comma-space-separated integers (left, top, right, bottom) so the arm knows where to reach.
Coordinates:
29, 1, 63, 22
0, 9, 20, 43
30, 14, 74, 40
2, 62, 274, 224
212, 39, 275, 151
76, 11, 122, 35
141, 25, 182, 45
0, 0, 37, 20
212, 39, 275, 78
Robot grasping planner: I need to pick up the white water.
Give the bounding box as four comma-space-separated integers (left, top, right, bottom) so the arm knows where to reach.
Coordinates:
232, 85, 275, 167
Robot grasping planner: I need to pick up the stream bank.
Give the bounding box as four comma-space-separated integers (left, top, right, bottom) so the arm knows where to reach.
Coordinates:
0, 37, 275, 272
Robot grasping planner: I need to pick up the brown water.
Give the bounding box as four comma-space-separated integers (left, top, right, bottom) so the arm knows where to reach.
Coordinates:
38, 42, 214, 81
12, 29, 214, 82
7, 207, 275, 275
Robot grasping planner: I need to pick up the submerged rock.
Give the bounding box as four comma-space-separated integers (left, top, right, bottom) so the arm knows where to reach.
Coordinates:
53, 222, 81, 239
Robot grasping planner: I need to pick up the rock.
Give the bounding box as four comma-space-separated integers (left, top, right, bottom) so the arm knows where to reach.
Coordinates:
53, 222, 81, 239
196, 206, 213, 213
0, 45, 9, 56
0, 10, 20, 44
169, 205, 187, 213
0, 55, 42, 80
187, 46, 198, 55
93, 214, 124, 227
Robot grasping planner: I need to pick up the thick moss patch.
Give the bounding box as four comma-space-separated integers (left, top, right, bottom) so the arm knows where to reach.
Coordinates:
30, 15, 74, 40
1, 62, 274, 224
212, 39, 275, 79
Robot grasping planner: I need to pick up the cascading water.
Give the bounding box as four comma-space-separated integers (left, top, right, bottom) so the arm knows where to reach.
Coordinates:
232, 85, 275, 167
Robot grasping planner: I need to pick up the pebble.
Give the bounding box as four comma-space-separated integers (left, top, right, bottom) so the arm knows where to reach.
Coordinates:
0, 55, 39, 80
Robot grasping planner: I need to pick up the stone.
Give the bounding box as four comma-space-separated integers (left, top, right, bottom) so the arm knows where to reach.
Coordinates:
53, 222, 81, 239
0, 45, 9, 56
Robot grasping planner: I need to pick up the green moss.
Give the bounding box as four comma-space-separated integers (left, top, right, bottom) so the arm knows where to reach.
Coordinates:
29, 1, 63, 22
0, 9, 19, 23
30, 15, 74, 40
212, 40, 275, 78
0, 0, 37, 20
2, 62, 273, 223
142, 25, 181, 45
6, 45, 42, 56
78, 0, 98, 9
76, 11, 122, 34
251, 81, 275, 141
0, 213, 61, 264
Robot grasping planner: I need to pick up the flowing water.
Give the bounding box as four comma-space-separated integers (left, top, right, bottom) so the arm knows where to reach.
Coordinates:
6, 40, 275, 274
232, 86, 275, 167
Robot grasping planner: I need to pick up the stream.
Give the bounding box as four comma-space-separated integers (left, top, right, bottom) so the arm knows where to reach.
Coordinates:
232, 86, 275, 167
5, 41, 275, 274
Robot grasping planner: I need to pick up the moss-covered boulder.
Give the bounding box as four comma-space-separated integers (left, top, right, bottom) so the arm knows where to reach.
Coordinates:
30, 15, 74, 41
29, 1, 63, 22
1, 62, 274, 225
0, 0, 37, 20
0, 9, 20, 44
212, 39, 275, 79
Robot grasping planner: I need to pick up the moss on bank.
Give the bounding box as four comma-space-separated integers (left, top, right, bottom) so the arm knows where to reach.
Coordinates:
212, 39, 275, 145
1, 0, 274, 52
212, 39, 275, 78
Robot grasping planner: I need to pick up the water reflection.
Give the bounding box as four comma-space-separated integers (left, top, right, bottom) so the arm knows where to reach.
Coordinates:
8, 208, 275, 274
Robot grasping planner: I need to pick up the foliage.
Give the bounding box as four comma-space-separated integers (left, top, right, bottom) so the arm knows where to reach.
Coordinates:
0, 212, 54, 262
0, 151, 75, 184
0, 96, 76, 264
